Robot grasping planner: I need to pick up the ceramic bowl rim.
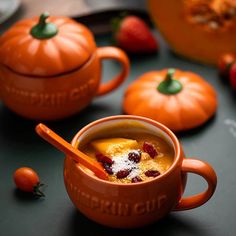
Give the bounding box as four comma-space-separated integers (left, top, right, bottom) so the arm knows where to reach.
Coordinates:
70, 115, 182, 187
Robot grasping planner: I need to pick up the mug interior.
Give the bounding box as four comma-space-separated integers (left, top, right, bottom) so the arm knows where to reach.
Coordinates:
71, 115, 180, 182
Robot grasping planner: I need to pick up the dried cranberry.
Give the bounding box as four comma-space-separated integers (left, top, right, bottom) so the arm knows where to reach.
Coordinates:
131, 176, 143, 183
95, 153, 113, 165
142, 142, 158, 158
128, 151, 141, 163
145, 170, 160, 177
103, 163, 113, 175
116, 169, 131, 179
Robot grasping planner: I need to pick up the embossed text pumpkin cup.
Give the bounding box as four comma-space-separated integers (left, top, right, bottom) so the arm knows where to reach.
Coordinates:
64, 115, 217, 228
0, 13, 129, 120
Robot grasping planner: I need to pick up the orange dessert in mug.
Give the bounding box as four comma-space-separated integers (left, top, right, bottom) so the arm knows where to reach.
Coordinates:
80, 130, 174, 183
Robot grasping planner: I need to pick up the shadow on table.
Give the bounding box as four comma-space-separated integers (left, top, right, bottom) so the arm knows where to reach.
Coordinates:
13, 189, 46, 203
68, 210, 203, 236
128, 51, 159, 63
0, 102, 113, 145
177, 114, 217, 139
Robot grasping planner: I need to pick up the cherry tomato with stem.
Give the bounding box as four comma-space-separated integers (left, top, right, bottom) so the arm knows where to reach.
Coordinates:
13, 167, 45, 197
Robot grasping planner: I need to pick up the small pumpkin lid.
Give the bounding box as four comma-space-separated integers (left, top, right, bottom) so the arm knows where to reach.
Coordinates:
123, 68, 218, 132
0, 12, 96, 77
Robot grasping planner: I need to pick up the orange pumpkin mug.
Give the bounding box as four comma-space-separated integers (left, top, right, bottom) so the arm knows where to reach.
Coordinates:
64, 115, 217, 228
0, 13, 129, 120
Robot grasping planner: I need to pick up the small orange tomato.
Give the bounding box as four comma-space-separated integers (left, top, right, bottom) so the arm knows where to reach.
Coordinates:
13, 167, 45, 197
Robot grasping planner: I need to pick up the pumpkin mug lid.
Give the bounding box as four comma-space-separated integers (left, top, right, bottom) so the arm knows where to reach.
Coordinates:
0, 12, 96, 77
123, 68, 218, 132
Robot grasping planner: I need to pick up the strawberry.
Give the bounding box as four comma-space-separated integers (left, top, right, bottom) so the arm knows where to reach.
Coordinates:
230, 62, 236, 90
112, 15, 158, 54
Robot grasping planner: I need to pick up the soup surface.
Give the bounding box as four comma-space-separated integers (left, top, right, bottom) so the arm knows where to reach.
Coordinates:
80, 132, 174, 183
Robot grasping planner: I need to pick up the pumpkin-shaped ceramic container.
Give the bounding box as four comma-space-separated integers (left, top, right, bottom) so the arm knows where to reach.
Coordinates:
62, 115, 217, 228
0, 13, 129, 120
123, 69, 217, 132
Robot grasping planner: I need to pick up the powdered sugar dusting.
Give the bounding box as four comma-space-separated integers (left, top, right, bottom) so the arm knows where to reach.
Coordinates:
111, 151, 140, 179
128, 167, 140, 179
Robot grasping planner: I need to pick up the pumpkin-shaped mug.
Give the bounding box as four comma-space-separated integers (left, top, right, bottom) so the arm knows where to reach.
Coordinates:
63, 115, 217, 228
0, 13, 129, 120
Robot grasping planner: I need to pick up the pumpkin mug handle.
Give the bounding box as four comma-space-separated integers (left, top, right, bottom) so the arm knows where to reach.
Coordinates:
173, 158, 217, 211
96, 47, 129, 96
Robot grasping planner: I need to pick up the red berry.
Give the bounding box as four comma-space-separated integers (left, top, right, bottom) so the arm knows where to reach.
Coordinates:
142, 142, 158, 158
113, 15, 158, 54
230, 62, 236, 90
103, 163, 113, 175
131, 176, 142, 183
95, 153, 114, 175
116, 169, 131, 179
218, 53, 236, 79
128, 151, 141, 163
145, 170, 160, 177
96, 153, 113, 165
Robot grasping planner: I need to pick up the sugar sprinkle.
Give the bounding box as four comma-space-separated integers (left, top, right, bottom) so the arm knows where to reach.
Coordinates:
111, 151, 140, 179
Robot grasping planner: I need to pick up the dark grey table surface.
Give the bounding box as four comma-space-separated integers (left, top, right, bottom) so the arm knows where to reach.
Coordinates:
0, 27, 236, 236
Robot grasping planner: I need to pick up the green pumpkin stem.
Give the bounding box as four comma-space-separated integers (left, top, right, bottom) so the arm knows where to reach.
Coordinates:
157, 68, 183, 95
38, 13, 49, 29
30, 12, 58, 39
